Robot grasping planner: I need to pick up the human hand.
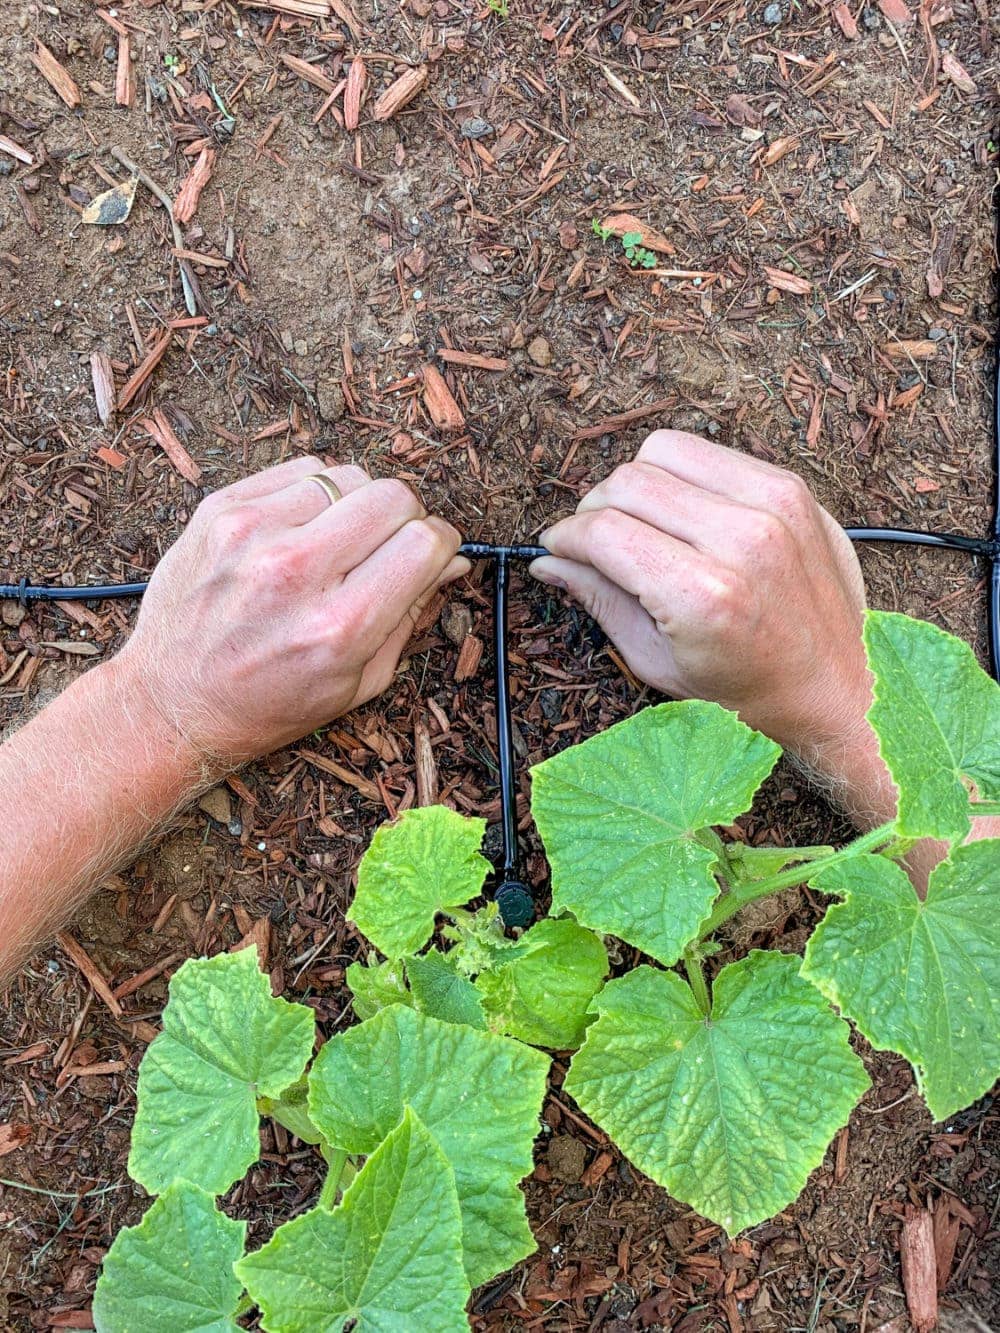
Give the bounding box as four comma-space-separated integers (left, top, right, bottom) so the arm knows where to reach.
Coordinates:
114, 457, 467, 767
530, 431, 870, 760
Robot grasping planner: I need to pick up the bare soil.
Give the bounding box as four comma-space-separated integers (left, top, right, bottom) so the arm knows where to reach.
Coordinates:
1, 1, 998, 1329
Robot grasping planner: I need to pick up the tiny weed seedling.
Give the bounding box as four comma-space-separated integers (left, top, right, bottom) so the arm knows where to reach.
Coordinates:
620, 229, 657, 268
95, 611, 1000, 1330
590, 217, 657, 268
486, 0, 509, 15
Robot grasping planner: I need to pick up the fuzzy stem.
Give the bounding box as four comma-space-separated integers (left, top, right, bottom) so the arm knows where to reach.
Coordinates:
318, 1147, 348, 1211
684, 952, 711, 1016
970, 800, 1000, 816
699, 820, 897, 939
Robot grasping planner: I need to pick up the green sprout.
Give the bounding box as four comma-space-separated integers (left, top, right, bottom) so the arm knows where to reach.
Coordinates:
486, 0, 509, 15
621, 230, 657, 269
591, 219, 657, 269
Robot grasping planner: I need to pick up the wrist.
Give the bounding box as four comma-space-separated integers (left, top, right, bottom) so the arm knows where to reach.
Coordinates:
96, 651, 228, 794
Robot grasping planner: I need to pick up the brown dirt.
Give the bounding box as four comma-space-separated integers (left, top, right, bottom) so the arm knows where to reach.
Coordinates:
1, 0, 998, 1330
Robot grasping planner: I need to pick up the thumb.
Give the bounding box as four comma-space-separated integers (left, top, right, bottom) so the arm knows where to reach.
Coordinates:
530, 556, 664, 666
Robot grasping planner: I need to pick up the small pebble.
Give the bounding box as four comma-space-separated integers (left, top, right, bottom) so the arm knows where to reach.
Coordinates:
763, 2, 782, 23
460, 116, 493, 139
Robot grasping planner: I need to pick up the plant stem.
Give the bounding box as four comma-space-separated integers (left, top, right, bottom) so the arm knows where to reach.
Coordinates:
684, 952, 711, 1016
699, 820, 897, 939
970, 800, 1000, 816
318, 1147, 347, 1211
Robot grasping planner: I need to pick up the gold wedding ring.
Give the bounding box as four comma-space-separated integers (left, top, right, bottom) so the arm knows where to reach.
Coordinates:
307, 474, 342, 508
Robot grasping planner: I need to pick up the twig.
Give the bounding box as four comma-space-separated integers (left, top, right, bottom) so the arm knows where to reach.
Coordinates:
108, 146, 198, 316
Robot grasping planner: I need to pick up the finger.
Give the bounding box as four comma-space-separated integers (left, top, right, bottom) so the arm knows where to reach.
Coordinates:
292, 477, 429, 575
205, 455, 329, 506
353, 553, 472, 704
336, 516, 463, 651
578, 460, 746, 555
256, 463, 372, 526
531, 552, 680, 676
540, 508, 719, 630
638, 430, 811, 514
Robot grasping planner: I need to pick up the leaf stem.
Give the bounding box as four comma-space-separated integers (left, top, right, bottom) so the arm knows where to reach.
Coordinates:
699, 821, 897, 939
318, 1147, 348, 1210
970, 800, 1000, 816
684, 952, 711, 1016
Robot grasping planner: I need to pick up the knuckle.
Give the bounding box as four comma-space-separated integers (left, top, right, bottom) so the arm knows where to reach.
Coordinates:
693, 568, 741, 632
208, 503, 261, 551
588, 506, 628, 547
323, 598, 367, 656
767, 471, 813, 521
373, 476, 420, 514
742, 510, 787, 554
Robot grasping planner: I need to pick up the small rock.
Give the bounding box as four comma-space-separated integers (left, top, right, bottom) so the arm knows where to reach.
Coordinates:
547, 1134, 587, 1184
763, 2, 783, 22
1, 602, 26, 628
198, 786, 232, 825
280, 330, 295, 353
527, 335, 553, 367
293, 338, 308, 357
440, 601, 473, 647
460, 116, 493, 139
928, 327, 947, 341
317, 379, 345, 422
103, 44, 117, 62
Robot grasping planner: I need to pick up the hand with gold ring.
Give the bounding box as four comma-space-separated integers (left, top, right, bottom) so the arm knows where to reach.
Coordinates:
113, 455, 469, 767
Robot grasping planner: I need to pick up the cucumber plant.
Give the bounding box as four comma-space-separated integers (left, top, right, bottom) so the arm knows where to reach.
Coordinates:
94, 610, 1000, 1330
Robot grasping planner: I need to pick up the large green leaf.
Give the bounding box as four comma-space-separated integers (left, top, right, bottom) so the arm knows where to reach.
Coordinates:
475, 917, 609, 1049
864, 611, 1000, 840
348, 807, 491, 957
531, 702, 781, 966
803, 841, 1000, 1121
236, 1108, 469, 1333
405, 951, 487, 1029
307, 1005, 548, 1286
346, 958, 412, 1021
565, 952, 869, 1234
93, 1181, 246, 1333
129, 947, 315, 1195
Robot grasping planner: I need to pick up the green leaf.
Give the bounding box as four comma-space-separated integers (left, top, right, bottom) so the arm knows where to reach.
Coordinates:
476, 917, 608, 1048
531, 702, 781, 966
622, 231, 642, 246
129, 947, 315, 1196
565, 952, 869, 1234
346, 958, 412, 1021
348, 807, 490, 957
307, 1005, 548, 1286
803, 841, 1000, 1121
237, 1108, 469, 1333
864, 611, 1000, 840
405, 951, 487, 1029
93, 1181, 246, 1333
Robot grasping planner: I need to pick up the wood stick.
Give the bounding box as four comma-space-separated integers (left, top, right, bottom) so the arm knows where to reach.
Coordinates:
109, 147, 198, 316
141, 408, 203, 484
56, 932, 123, 1017
31, 40, 82, 108
117, 329, 172, 411
0, 134, 33, 166
115, 33, 133, 107
571, 394, 677, 440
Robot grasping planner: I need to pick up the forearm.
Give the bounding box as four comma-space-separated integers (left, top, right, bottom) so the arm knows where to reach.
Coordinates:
0, 657, 211, 982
